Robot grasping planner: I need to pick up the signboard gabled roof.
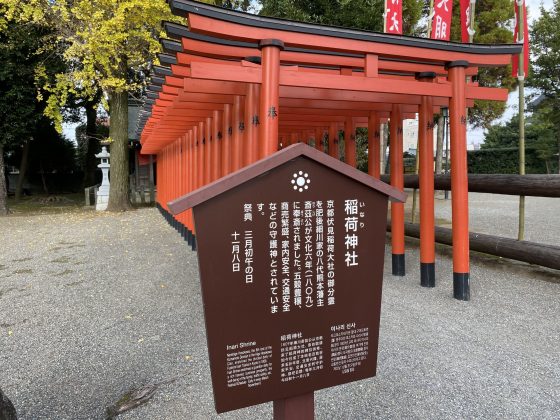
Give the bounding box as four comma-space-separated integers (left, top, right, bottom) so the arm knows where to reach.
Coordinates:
168, 143, 407, 215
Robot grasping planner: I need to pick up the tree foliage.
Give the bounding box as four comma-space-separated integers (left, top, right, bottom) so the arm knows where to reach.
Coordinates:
482, 109, 557, 173
527, 0, 560, 173
0, 7, 65, 213
0, 18, 57, 148
1, 0, 183, 210
2, 0, 178, 127
449, 0, 516, 128
258, 0, 423, 35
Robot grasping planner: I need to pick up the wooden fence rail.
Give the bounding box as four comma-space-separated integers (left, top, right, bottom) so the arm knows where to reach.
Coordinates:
388, 222, 560, 270
380, 174, 560, 197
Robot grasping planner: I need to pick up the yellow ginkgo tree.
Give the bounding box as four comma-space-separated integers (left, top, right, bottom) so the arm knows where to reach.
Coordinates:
1, 0, 182, 210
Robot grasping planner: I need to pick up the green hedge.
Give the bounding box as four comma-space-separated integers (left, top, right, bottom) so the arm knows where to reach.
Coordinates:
467, 147, 555, 174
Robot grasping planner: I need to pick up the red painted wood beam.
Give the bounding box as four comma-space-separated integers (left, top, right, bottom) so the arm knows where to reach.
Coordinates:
187, 14, 514, 66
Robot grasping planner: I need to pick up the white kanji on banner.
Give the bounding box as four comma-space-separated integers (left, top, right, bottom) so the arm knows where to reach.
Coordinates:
384, 0, 402, 35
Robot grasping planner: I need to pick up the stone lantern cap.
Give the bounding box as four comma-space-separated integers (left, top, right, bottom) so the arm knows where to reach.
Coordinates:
95, 146, 110, 159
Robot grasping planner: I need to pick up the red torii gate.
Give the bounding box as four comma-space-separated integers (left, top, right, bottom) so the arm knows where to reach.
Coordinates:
137, 0, 520, 304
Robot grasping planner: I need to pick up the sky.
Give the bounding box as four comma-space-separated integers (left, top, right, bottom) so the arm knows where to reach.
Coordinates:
62, 0, 554, 145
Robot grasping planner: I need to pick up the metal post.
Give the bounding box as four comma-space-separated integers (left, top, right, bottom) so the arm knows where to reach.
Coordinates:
517, 0, 526, 240
444, 108, 449, 200
468, 0, 477, 43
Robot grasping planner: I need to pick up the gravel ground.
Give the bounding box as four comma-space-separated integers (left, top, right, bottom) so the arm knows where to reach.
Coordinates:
431, 193, 560, 246
1, 197, 559, 419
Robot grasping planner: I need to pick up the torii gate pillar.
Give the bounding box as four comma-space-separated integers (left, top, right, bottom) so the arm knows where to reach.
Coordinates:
259, 39, 284, 158
390, 104, 405, 276
447, 60, 470, 301
416, 72, 437, 287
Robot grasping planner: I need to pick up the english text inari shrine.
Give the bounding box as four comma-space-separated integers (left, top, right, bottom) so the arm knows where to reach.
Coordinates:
136, 0, 522, 302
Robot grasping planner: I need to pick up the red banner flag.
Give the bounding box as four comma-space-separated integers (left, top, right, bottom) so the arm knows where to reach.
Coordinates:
512, 0, 529, 76
460, 0, 473, 42
430, 0, 453, 40
385, 0, 403, 35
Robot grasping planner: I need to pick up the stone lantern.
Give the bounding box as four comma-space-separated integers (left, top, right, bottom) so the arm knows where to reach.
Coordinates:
95, 146, 110, 210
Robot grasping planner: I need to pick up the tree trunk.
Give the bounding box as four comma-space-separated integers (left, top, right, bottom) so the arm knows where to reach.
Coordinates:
83, 97, 100, 187
106, 89, 131, 211
0, 145, 9, 215
435, 114, 444, 174
40, 161, 49, 195
15, 138, 30, 201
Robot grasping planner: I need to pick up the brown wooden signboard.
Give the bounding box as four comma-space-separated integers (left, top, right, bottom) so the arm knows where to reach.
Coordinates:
169, 144, 406, 414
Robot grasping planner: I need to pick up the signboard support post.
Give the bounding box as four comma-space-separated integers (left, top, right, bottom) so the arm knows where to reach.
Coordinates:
273, 392, 314, 420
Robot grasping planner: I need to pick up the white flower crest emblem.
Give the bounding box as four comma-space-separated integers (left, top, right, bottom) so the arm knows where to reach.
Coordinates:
291, 171, 311, 192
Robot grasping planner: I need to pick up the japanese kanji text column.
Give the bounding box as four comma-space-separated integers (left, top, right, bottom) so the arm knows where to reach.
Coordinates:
447, 60, 470, 301
245, 83, 259, 164
314, 128, 323, 151
328, 122, 338, 159
212, 110, 222, 181
417, 72, 437, 287
232, 95, 243, 171
345, 117, 356, 168
259, 39, 283, 158
368, 111, 381, 179
390, 103, 405, 276
222, 104, 232, 175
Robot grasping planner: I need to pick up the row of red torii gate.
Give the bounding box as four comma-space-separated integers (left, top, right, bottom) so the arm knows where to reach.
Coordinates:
136, 0, 522, 301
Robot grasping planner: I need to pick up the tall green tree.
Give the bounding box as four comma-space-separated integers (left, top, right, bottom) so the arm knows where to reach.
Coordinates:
0, 15, 59, 214
527, 0, 560, 173
2, 0, 180, 211
482, 109, 557, 173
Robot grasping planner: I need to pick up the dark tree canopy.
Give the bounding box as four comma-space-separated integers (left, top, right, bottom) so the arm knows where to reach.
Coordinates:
0, 22, 49, 148
527, 0, 560, 173
482, 109, 557, 173
258, 0, 423, 35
